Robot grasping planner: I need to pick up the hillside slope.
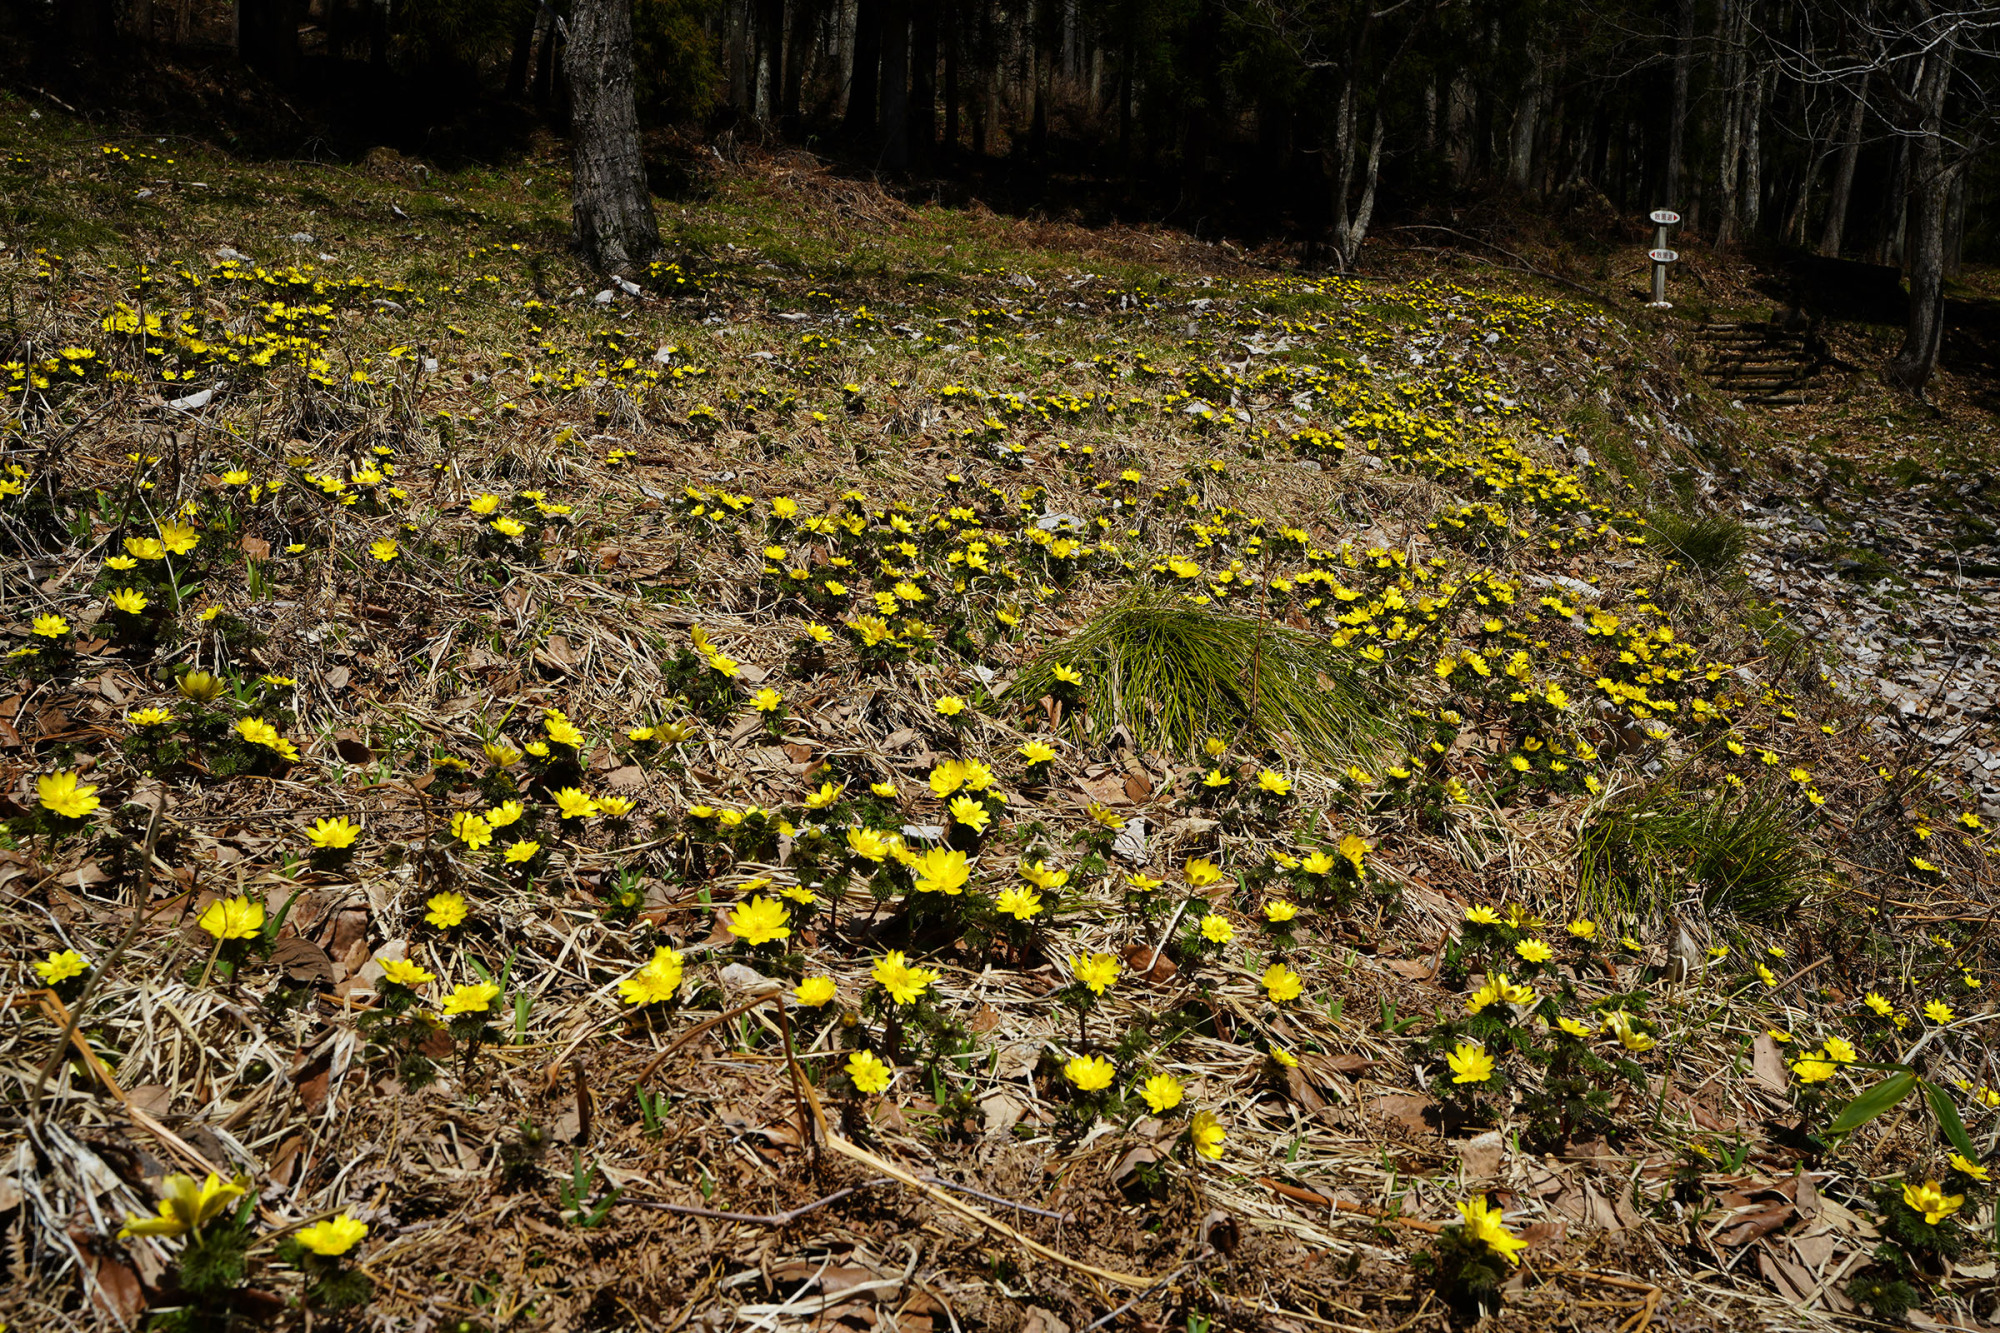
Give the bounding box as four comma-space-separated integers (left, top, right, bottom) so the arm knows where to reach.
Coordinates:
3, 97, 1999, 1333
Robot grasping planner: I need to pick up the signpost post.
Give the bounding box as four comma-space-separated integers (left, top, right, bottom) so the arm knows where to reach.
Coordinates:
1647, 209, 1681, 308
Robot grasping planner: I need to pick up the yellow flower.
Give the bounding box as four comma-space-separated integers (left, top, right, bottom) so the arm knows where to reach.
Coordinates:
596, 795, 635, 818
795, 976, 838, 1007
1515, 939, 1552, 963
491, 516, 526, 537
1064, 1054, 1115, 1091
1189, 1109, 1226, 1159
157, 521, 198, 554
1822, 1036, 1858, 1064
1557, 1016, 1594, 1039
544, 712, 586, 748
947, 795, 991, 833
870, 780, 898, 798
378, 957, 435, 988
440, 981, 501, 1015
1791, 1057, 1836, 1083
872, 950, 938, 1005
1302, 851, 1337, 876
368, 538, 399, 562
728, 896, 791, 946
34, 949, 90, 983
1567, 919, 1598, 940
1903, 1179, 1964, 1226
125, 536, 166, 560
1447, 1042, 1496, 1083
451, 811, 493, 850
1268, 1043, 1300, 1068
1456, 1195, 1527, 1264
128, 706, 172, 727
1262, 963, 1304, 1003
1185, 857, 1223, 888
233, 716, 299, 760
1199, 913, 1234, 944
504, 839, 540, 863
934, 695, 967, 717
296, 1213, 369, 1257
1140, 1073, 1184, 1113
751, 686, 784, 713
108, 587, 149, 614
119, 1172, 249, 1239
912, 847, 971, 895
197, 895, 264, 940
618, 947, 685, 1005
1257, 769, 1292, 796
804, 780, 844, 809
37, 771, 100, 820
1264, 899, 1299, 923
996, 885, 1043, 920
553, 787, 599, 820
1018, 740, 1056, 765
1950, 1153, 1989, 1183
1337, 834, 1369, 874
1603, 1010, 1656, 1052
307, 816, 361, 849
847, 1049, 892, 1094
424, 892, 468, 929
847, 827, 892, 862
1071, 952, 1121, 995
1926, 999, 1956, 1024
1201, 768, 1231, 789
483, 741, 522, 767
469, 493, 501, 514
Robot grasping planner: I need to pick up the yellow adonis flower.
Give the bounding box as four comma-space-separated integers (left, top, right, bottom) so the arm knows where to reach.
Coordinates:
1263, 963, 1304, 1003
296, 1213, 369, 1257
1268, 1043, 1301, 1068
1515, 939, 1553, 964
1950, 1153, 1990, 1183
846, 827, 892, 862
1926, 999, 1956, 1024
869, 780, 898, 798
1603, 1010, 1656, 1052
119, 1172, 249, 1239
553, 787, 600, 820
234, 716, 299, 761
750, 686, 784, 713
1447, 1042, 1496, 1083
1567, 919, 1598, 940
34, 949, 90, 983
1189, 1110, 1226, 1159
596, 795, 636, 818
1791, 1056, 1836, 1084
1903, 1179, 1964, 1226
1257, 769, 1292, 796
109, 587, 149, 614
872, 950, 938, 1005
804, 780, 844, 809
1264, 899, 1299, 923
484, 800, 524, 829
483, 742, 521, 767
912, 847, 971, 895
492, 516, 526, 537
440, 981, 502, 1016
368, 538, 399, 562
307, 816, 362, 850
794, 976, 838, 1007
727, 896, 791, 947
1064, 1054, 1115, 1092
1557, 1016, 1594, 1039
846, 1049, 892, 1094
197, 895, 264, 941
128, 706, 172, 727
1456, 1195, 1528, 1264
933, 695, 967, 717
1018, 740, 1056, 765
618, 947, 685, 1006
37, 771, 100, 820
157, 520, 199, 555
1337, 834, 1369, 874
1199, 913, 1234, 944
451, 811, 493, 850
1185, 857, 1223, 888
947, 795, 991, 833
424, 892, 469, 929
378, 957, 435, 988
1071, 952, 1121, 995
504, 839, 540, 863
996, 886, 1043, 920
1140, 1073, 1184, 1113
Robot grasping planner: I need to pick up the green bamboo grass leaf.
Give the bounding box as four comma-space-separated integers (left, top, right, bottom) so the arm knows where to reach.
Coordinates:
1924, 1081, 1980, 1162
1828, 1070, 1919, 1136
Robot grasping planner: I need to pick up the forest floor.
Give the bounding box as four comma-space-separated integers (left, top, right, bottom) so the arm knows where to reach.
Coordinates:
4, 90, 2000, 1333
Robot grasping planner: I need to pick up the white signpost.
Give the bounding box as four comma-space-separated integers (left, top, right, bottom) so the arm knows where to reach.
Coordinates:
1647, 210, 1681, 309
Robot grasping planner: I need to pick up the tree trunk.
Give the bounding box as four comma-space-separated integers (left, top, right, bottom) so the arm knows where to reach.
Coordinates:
566, 0, 661, 275
1508, 52, 1541, 191
781, 0, 814, 128
1664, 0, 1694, 207
846, 0, 881, 137
1817, 75, 1867, 256
1885, 48, 1954, 395
910, 0, 937, 165
532, 4, 559, 108
754, 0, 784, 121
505, 0, 538, 99
1343, 110, 1386, 267
877, 0, 909, 169
1741, 63, 1765, 234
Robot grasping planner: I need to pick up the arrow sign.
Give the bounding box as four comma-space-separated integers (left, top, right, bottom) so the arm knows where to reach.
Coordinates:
1648, 249, 1679, 263
1649, 209, 1682, 225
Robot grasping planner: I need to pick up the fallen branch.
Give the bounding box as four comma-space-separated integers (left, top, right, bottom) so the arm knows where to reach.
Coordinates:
1259, 1177, 1446, 1233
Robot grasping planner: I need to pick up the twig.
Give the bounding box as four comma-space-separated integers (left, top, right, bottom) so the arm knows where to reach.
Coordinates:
1259, 1177, 1447, 1233
629, 1181, 879, 1225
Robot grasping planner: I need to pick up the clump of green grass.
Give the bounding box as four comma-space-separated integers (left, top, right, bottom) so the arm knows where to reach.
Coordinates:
1647, 509, 1748, 575
1007, 590, 1386, 761
1576, 780, 1817, 920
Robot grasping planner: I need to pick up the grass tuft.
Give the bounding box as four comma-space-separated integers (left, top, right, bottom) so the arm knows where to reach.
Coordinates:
1007, 589, 1387, 762
1576, 779, 1818, 921
1647, 510, 1749, 575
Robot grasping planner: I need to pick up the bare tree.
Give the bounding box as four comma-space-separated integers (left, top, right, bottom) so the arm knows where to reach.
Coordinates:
567, 0, 662, 274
